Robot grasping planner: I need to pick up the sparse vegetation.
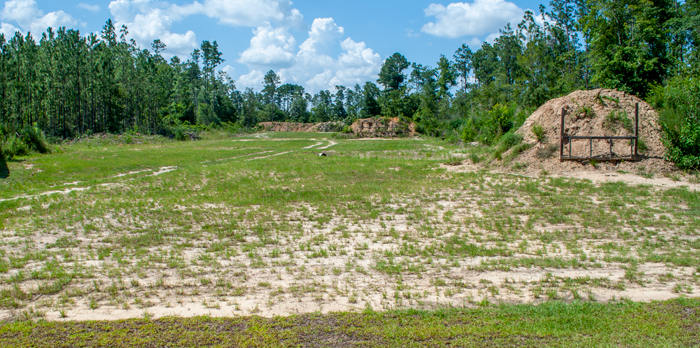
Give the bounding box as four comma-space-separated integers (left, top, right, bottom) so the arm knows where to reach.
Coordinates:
603, 110, 633, 133
0, 132, 698, 345
532, 122, 546, 143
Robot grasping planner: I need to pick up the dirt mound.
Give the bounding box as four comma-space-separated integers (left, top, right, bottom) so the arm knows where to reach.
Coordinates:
258, 122, 344, 133
508, 89, 674, 175
350, 117, 416, 137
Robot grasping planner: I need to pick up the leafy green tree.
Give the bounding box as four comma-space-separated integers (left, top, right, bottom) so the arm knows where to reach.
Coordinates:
263, 70, 281, 122
453, 44, 473, 93
377, 52, 410, 91
582, 0, 675, 97
361, 82, 381, 117
436, 55, 457, 100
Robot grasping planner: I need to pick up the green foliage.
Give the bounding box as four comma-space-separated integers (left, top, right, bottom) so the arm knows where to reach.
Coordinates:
20, 123, 51, 154
480, 104, 516, 145
637, 138, 648, 154
460, 118, 478, 143
494, 131, 523, 160
576, 105, 596, 119
378, 53, 410, 91
0, 123, 51, 159
651, 77, 700, 169
603, 110, 633, 133
1, 135, 30, 159
532, 122, 545, 143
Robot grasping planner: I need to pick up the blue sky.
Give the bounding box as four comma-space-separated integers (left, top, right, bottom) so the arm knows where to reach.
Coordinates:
1, 0, 545, 92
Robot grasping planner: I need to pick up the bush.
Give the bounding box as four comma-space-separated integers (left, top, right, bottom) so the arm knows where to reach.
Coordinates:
20, 123, 51, 154
651, 77, 700, 170
1, 135, 30, 159
174, 127, 188, 141
493, 131, 523, 161
498, 132, 523, 150
532, 122, 546, 143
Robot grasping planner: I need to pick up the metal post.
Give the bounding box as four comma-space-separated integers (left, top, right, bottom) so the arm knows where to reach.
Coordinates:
560, 108, 565, 161
635, 103, 640, 158
590, 138, 593, 159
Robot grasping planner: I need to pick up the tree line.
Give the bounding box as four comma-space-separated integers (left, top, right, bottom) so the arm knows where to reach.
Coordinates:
1, 0, 699, 167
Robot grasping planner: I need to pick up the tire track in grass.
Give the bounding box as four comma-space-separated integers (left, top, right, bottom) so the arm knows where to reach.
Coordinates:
0, 166, 179, 202
2, 138, 323, 202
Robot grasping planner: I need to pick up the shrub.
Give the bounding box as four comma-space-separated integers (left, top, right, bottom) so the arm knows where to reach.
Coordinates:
20, 123, 51, 154
532, 122, 546, 143
469, 153, 483, 164
494, 131, 523, 161
460, 118, 478, 143
174, 127, 188, 141
1, 135, 30, 159
498, 132, 523, 150
576, 105, 596, 119
603, 110, 633, 133
651, 77, 700, 170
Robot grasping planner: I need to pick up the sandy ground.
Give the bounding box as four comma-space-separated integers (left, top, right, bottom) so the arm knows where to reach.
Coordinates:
1, 137, 698, 322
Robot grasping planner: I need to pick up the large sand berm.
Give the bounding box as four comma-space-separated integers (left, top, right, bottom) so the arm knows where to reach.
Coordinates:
511, 89, 674, 174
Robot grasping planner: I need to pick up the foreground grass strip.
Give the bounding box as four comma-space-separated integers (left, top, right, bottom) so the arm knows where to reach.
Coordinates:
0, 298, 698, 347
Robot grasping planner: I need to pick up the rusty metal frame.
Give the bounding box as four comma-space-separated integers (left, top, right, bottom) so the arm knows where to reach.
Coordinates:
560, 103, 640, 162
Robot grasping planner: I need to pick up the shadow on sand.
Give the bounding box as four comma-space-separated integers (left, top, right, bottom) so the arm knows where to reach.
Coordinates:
0, 156, 9, 179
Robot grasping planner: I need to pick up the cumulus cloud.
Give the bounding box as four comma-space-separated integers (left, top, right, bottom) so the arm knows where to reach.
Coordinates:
107, 0, 306, 58
0, 22, 19, 37
421, 0, 523, 38
196, 0, 303, 29
298, 18, 343, 55
239, 24, 297, 68
77, 3, 100, 12
237, 17, 381, 93
221, 64, 235, 77
1, 0, 76, 34
238, 70, 266, 90
108, 0, 198, 57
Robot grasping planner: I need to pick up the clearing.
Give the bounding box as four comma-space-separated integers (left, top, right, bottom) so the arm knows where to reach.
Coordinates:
0, 131, 698, 345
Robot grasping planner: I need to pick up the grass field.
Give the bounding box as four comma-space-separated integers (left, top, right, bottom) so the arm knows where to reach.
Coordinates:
0, 131, 699, 346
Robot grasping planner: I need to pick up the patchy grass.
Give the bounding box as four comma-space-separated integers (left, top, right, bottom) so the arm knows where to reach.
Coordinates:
0, 298, 698, 347
0, 131, 698, 344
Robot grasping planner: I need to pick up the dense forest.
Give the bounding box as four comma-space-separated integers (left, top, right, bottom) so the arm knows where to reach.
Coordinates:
1, 0, 699, 167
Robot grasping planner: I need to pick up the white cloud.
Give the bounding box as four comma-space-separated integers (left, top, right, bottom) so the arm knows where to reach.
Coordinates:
1, 0, 36, 27
421, 0, 523, 38
1, 0, 76, 34
222, 64, 235, 77
238, 18, 381, 93
298, 18, 343, 55
466, 37, 481, 47
77, 3, 100, 12
107, 0, 306, 59
108, 0, 198, 57
196, 0, 304, 29
238, 70, 266, 90
239, 24, 297, 68
485, 32, 500, 44
30, 10, 76, 34
0, 22, 19, 37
